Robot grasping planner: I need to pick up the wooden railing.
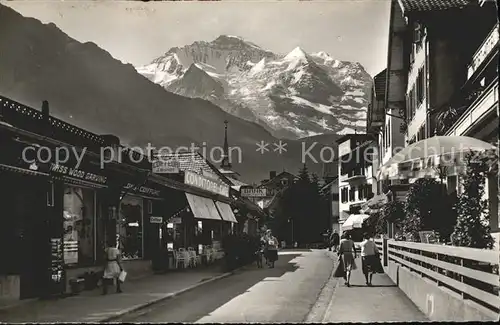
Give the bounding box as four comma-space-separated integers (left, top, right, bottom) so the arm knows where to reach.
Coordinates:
467, 22, 499, 80
386, 240, 499, 314
374, 238, 387, 267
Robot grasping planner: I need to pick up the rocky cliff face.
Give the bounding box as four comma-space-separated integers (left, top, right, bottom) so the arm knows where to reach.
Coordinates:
0, 5, 340, 182
137, 35, 372, 139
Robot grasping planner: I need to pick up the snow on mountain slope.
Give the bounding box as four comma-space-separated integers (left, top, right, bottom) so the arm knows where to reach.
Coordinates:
137, 35, 372, 139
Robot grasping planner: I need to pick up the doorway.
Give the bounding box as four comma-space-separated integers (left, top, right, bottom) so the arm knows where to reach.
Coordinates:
3, 173, 51, 299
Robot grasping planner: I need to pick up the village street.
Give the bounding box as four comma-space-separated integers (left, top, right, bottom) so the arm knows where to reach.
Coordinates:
114, 250, 335, 323
114, 250, 426, 323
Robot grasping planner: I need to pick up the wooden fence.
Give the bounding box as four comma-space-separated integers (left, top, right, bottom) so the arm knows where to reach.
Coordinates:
375, 238, 499, 314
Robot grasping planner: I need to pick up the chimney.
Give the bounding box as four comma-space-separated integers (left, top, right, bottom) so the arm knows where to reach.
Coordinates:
42, 100, 50, 121
101, 134, 121, 163
270, 171, 277, 179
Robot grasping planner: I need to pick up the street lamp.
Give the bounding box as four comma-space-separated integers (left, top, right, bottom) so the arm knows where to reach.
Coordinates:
288, 219, 294, 245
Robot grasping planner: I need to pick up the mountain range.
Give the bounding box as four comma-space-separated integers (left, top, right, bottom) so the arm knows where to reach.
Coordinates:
0, 4, 346, 182
137, 35, 372, 139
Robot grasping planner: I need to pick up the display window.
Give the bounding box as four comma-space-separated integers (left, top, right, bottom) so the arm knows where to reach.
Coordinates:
63, 185, 95, 266
117, 195, 144, 260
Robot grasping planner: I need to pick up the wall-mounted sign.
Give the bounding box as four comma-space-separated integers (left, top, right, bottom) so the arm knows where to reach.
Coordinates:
150, 216, 163, 224
171, 217, 182, 224
49, 237, 65, 295
123, 183, 161, 197
152, 158, 180, 174
49, 163, 107, 184
184, 170, 229, 197
241, 187, 267, 197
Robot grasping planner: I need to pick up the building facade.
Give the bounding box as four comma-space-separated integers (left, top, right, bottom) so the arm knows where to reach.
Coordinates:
373, 0, 499, 243
0, 95, 260, 301
336, 134, 375, 236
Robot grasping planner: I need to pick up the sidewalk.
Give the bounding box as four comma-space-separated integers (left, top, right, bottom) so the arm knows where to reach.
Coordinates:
0, 265, 230, 323
322, 251, 428, 322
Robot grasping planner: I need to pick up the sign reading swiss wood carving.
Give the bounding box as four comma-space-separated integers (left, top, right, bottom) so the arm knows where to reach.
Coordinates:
49, 163, 107, 184
184, 170, 229, 197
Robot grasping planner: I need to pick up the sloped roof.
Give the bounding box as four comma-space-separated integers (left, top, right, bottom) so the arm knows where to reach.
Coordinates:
158, 151, 233, 185
373, 69, 387, 100
159, 152, 212, 173
227, 177, 248, 187
398, 0, 472, 13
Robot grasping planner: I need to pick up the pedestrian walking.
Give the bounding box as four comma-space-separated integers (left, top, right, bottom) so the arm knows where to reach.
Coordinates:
338, 232, 357, 287
263, 229, 278, 268
324, 229, 331, 251
102, 239, 124, 295
359, 233, 379, 286
330, 230, 340, 252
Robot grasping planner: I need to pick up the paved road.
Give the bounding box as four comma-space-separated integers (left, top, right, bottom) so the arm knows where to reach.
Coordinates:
116, 249, 336, 323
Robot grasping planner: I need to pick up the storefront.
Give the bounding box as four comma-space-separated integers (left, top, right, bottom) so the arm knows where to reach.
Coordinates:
0, 132, 53, 300
157, 171, 237, 258
0, 124, 108, 299
45, 154, 109, 294
117, 181, 166, 263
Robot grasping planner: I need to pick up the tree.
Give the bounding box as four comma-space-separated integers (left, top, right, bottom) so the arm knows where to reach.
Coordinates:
380, 200, 405, 236
298, 164, 310, 184
402, 178, 455, 242
451, 152, 495, 249
270, 165, 326, 246
311, 173, 320, 190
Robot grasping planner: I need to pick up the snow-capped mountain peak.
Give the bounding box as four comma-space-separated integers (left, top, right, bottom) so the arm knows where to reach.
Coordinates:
136, 35, 372, 139
284, 46, 309, 60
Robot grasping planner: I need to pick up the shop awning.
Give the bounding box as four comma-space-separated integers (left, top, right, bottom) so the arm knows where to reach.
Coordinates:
185, 193, 222, 221
215, 201, 238, 223
342, 214, 370, 231
0, 163, 49, 177
360, 193, 388, 213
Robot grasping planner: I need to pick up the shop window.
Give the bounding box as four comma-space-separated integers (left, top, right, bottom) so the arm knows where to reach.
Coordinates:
63, 185, 95, 266
118, 196, 144, 260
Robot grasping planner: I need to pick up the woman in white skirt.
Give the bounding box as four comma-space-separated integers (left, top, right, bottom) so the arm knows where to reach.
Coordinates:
102, 240, 124, 294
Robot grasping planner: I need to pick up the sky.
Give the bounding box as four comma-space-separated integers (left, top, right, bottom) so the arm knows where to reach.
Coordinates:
3, 0, 391, 76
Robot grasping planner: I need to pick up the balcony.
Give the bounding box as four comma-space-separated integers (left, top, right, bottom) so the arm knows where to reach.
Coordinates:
467, 23, 499, 80
436, 78, 498, 137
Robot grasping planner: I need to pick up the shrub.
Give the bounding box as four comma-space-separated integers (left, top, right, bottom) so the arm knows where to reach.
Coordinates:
451, 152, 495, 249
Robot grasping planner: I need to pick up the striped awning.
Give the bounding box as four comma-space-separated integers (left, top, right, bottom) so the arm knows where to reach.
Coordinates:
185, 193, 222, 221
342, 214, 370, 231
215, 201, 238, 223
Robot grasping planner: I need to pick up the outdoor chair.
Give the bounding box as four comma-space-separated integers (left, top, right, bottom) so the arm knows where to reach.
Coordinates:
174, 248, 189, 269
204, 245, 213, 263
187, 247, 198, 267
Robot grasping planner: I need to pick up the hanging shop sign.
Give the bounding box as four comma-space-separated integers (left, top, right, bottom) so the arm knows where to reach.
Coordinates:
171, 217, 182, 224
150, 216, 163, 224
241, 187, 267, 197
49, 163, 107, 185
184, 170, 230, 197
123, 183, 161, 197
